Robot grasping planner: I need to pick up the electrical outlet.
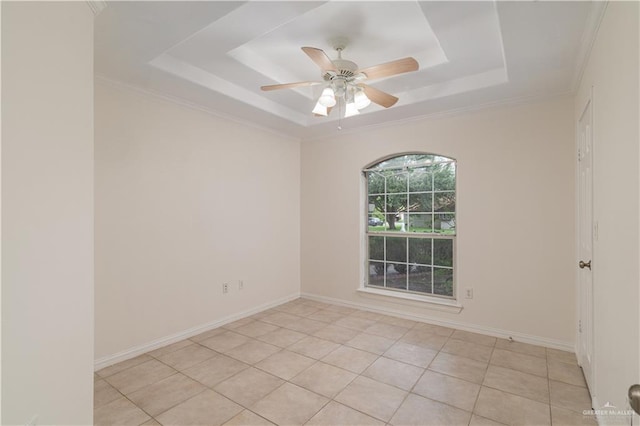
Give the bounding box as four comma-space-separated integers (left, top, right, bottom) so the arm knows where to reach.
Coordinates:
238, 280, 244, 290
465, 288, 473, 299
222, 283, 229, 294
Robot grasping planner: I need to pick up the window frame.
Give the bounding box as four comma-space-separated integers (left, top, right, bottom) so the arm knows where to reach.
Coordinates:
362, 152, 458, 304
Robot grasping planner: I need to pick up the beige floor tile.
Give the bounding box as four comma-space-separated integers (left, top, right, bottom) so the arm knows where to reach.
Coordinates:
325, 304, 357, 315
276, 303, 321, 317
248, 310, 273, 320
199, 331, 250, 353
350, 310, 386, 321
306, 401, 385, 426
105, 359, 176, 395
290, 361, 357, 398
549, 380, 592, 414
306, 309, 345, 323
548, 359, 587, 387
429, 352, 488, 384
442, 338, 494, 363
451, 330, 497, 347
400, 329, 449, 351
157, 343, 217, 371
335, 316, 377, 331
127, 373, 206, 416
475, 387, 551, 426
156, 390, 243, 426
390, 393, 472, 426
363, 322, 410, 340
256, 327, 306, 348
223, 410, 275, 426
148, 339, 194, 358
94, 396, 151, 426
233, 321, 279, 338
96, 354, 154, 378
300, 299, 331, 309
251, 383, 328, 425
94, 379, 122, 409
190, 327, 226, 343
491, 348, 548, 377
255, 349, 316, 380
335, 376, 407, 422
182, 354, 249, 387
321, 345, 378, 374
483, 365, 549, 403
223, 317, 256, 330
346, 332, 396, 355
224, 340, 281, 364
469, 414, 507, 426
362, 357, 424, 391
551, 406, 598, 425
261, 311, 303, 328
377, 315, 418, 329
141, 419, 161, 425
547, 348, 578, 365
413, 370, 480, 412
288, 336, 340, 359
412, 322, 455, 337
214, 367, 284, 407
383, 341, 438, 368
495, 339, 547, 358
313, 324, 360, 344
284, 317, 328, 334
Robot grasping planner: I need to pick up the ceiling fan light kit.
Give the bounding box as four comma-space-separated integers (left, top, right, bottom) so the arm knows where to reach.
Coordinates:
260, 45, 419, 121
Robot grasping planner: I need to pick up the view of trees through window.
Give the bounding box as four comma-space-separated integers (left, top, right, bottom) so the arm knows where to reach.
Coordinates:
365, 154, 456, 298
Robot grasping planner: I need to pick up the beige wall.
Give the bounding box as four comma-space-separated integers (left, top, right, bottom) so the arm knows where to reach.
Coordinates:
1, 2, 94, 424
575, 1, 639, 415
301, 96, 576, 347
95, 82, 301, 360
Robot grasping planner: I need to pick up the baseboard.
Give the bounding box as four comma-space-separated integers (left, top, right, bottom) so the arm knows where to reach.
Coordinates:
301, 292, 574, 352
94, 292, 300, 371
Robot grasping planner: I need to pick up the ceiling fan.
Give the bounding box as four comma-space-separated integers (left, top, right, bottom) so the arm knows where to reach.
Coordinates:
260, 45, 419, 118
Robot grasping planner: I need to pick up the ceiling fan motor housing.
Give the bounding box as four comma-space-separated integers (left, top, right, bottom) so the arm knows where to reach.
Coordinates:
323, 59, 358, 80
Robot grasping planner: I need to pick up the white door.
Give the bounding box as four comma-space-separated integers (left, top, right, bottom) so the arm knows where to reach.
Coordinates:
577, 98, 594, 393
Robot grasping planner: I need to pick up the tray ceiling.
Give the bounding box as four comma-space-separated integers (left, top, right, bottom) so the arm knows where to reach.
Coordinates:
95, 1, 601, 139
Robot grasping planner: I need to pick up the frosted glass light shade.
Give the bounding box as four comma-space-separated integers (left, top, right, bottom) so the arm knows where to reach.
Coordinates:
318, 88, 336, 107
344, 102, 360, 117
312, 102, 327, 116
354, 90, 371, 109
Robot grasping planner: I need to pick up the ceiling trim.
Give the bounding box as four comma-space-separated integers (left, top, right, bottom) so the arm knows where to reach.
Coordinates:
95, 74, 301, 142
304, 90, 575, 142
86, 0, 107, 16
571, 1, 608, 91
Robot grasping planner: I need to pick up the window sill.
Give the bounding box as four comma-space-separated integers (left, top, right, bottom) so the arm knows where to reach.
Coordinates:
356, 287, 463, 313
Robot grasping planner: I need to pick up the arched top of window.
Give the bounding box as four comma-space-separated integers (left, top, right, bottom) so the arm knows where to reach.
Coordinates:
364, 153, 455, 172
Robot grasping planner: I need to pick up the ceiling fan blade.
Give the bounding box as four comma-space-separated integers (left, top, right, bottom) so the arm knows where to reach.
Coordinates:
359, 57, 418, 81
261, 81, 321, 91
301, 47, 337, 71
361, 84, 399, 108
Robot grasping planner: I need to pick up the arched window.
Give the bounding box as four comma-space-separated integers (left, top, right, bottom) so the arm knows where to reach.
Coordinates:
364, 153, 456, 299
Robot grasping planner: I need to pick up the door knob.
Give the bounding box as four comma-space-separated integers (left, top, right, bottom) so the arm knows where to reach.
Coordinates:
579, 260, 591, 270
629, 384, 640, 415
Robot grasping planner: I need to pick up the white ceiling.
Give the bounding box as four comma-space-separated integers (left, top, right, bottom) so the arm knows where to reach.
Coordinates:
95, 1, 602, 139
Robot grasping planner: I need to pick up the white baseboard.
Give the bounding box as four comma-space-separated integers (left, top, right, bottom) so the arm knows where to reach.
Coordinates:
301, 292, 575, 352
94, 292, 300, 371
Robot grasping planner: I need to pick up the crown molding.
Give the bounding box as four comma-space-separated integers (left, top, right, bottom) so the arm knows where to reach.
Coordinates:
86, 0, 107, 16
571, 1, 608, 91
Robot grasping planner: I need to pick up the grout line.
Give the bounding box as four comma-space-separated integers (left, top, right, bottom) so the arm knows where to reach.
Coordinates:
96, 297, 585, 425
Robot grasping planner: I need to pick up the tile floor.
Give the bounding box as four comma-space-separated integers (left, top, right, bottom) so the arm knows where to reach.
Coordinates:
94, 298, 595, 426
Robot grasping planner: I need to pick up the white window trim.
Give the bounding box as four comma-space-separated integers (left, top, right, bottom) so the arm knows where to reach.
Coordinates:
356, 286, 463, 313
361, 152, 458, 304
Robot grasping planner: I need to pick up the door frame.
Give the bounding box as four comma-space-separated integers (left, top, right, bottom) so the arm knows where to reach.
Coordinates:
575, 87, 595, 397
